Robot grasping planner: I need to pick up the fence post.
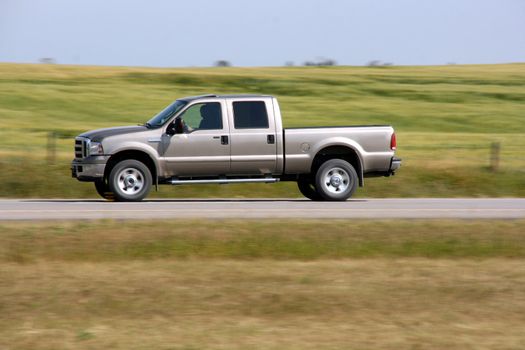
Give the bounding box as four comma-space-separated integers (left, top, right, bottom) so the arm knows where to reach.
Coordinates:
47, 131, 57, 165
490, 142, 500, 172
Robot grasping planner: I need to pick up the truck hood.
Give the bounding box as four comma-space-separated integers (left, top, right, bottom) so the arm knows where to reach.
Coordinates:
79, 125, 148, 142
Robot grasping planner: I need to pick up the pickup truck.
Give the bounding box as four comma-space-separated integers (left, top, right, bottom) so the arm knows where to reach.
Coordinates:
72, 94, 401, 201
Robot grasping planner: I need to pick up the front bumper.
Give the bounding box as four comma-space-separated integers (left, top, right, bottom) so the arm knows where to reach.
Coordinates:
71, 156, 109, 182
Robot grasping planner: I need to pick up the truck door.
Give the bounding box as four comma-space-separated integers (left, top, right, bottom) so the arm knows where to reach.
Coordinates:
162, 100, 230, 176
227, 99, 277, 175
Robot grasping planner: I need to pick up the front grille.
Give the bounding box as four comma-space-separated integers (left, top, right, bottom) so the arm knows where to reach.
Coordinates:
74, 138, 88, 158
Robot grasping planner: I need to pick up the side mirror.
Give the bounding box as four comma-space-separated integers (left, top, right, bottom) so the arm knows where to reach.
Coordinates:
166, 118, 184, 135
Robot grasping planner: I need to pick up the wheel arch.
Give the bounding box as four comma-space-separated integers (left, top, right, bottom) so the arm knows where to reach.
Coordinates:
104, 149, 158, 183
311, 145, 364, 187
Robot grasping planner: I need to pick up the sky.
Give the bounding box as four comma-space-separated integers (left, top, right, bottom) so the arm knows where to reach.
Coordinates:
0, 0, 524, 67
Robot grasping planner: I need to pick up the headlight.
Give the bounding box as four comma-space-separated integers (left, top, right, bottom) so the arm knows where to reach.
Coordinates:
88, 141, 104, 156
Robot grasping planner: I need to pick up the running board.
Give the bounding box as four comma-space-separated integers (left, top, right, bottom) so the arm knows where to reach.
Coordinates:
170, 178, 280, 185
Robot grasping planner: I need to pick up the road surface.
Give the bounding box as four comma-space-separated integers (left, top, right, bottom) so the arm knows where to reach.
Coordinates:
0, 198, 524, 220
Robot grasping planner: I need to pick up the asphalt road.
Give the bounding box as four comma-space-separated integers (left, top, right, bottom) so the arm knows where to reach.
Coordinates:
0, 198, 524, 220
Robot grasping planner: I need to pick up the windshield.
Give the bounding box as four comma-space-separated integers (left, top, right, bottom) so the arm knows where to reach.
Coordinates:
146, 100, 188, 128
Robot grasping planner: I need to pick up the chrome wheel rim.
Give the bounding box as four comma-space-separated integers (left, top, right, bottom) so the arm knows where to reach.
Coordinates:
323, 167, 350, 194
117, 168, 144, 195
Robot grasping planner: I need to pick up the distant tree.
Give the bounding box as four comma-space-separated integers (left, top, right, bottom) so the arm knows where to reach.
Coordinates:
285, 61, 295, 67
215, 60, 231, 67
303, 58, 337, 67
319, 58, 336, 66
366, 60, 393, 67
39, 57, 56, 64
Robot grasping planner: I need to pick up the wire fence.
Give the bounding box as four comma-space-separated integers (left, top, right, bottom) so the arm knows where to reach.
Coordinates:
0, 131, 524, 173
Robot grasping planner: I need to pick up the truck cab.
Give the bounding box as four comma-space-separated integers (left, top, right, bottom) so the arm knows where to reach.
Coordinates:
154, 94, 283, 177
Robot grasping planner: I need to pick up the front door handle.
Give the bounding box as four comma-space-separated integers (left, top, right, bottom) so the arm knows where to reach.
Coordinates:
267, 135, 275, 144
221, 135, 229, 145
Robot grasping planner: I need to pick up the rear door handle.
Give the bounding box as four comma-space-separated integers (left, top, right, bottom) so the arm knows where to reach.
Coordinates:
267, 135, 275, 144
221, 135, 229, 145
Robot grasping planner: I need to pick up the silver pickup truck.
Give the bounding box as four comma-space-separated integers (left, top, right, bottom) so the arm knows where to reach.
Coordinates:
72, 94, 401, 201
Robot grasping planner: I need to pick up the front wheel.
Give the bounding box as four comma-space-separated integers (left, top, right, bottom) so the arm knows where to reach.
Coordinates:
108, 160, 152, 202
315, 159, 358, 201
94, 179, 114, 200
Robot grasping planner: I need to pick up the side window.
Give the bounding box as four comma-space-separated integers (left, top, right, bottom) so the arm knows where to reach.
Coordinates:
179, 102, 223, 131
233, 101, 269, 129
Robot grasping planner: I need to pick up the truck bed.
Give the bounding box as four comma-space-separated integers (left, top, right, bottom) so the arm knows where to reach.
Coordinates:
283, 125, 395, 175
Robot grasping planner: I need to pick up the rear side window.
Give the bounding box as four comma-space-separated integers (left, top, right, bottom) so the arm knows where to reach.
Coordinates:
233, 101, 269, 129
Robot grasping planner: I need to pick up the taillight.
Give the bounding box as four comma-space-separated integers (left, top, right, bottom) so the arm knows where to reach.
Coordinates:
390, 133, 397, 150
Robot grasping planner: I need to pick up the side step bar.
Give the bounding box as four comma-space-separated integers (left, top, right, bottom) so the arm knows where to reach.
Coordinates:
170, 178, 280, 185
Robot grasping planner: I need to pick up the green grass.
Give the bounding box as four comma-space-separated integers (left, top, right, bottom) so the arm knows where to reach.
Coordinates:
0, 62, 524, 198
2, 219, 525, 262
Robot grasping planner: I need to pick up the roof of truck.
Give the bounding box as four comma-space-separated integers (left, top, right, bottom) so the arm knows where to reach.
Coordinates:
180, 94, 272, 101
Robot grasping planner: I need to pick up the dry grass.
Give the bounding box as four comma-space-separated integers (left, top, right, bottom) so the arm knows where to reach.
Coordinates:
1, 259, 525, 350
1, 220, 525, 348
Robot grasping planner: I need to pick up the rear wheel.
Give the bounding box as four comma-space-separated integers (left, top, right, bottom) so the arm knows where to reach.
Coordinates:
108, 159, 152, 202
94, 179, 114, 200
315, 159, 358, 201
297, 176, 322, 201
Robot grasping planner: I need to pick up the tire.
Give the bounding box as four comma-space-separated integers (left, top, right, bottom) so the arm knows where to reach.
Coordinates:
314, 159, 358, 201
94, 179, 115, 200
297, 176, 322, 201
108, 159, 152, 202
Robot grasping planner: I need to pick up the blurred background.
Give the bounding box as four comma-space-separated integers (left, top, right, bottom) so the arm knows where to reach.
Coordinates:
0, 0, 524, 198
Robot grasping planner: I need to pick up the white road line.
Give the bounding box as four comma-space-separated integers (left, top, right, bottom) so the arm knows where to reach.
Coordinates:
1, 199, 523, 220
1, 208, 524, 213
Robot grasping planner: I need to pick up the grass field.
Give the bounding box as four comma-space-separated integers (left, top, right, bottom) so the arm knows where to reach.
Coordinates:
1, 219, 525, 350
0, 62, 524, 197
2, 63, 523, 350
